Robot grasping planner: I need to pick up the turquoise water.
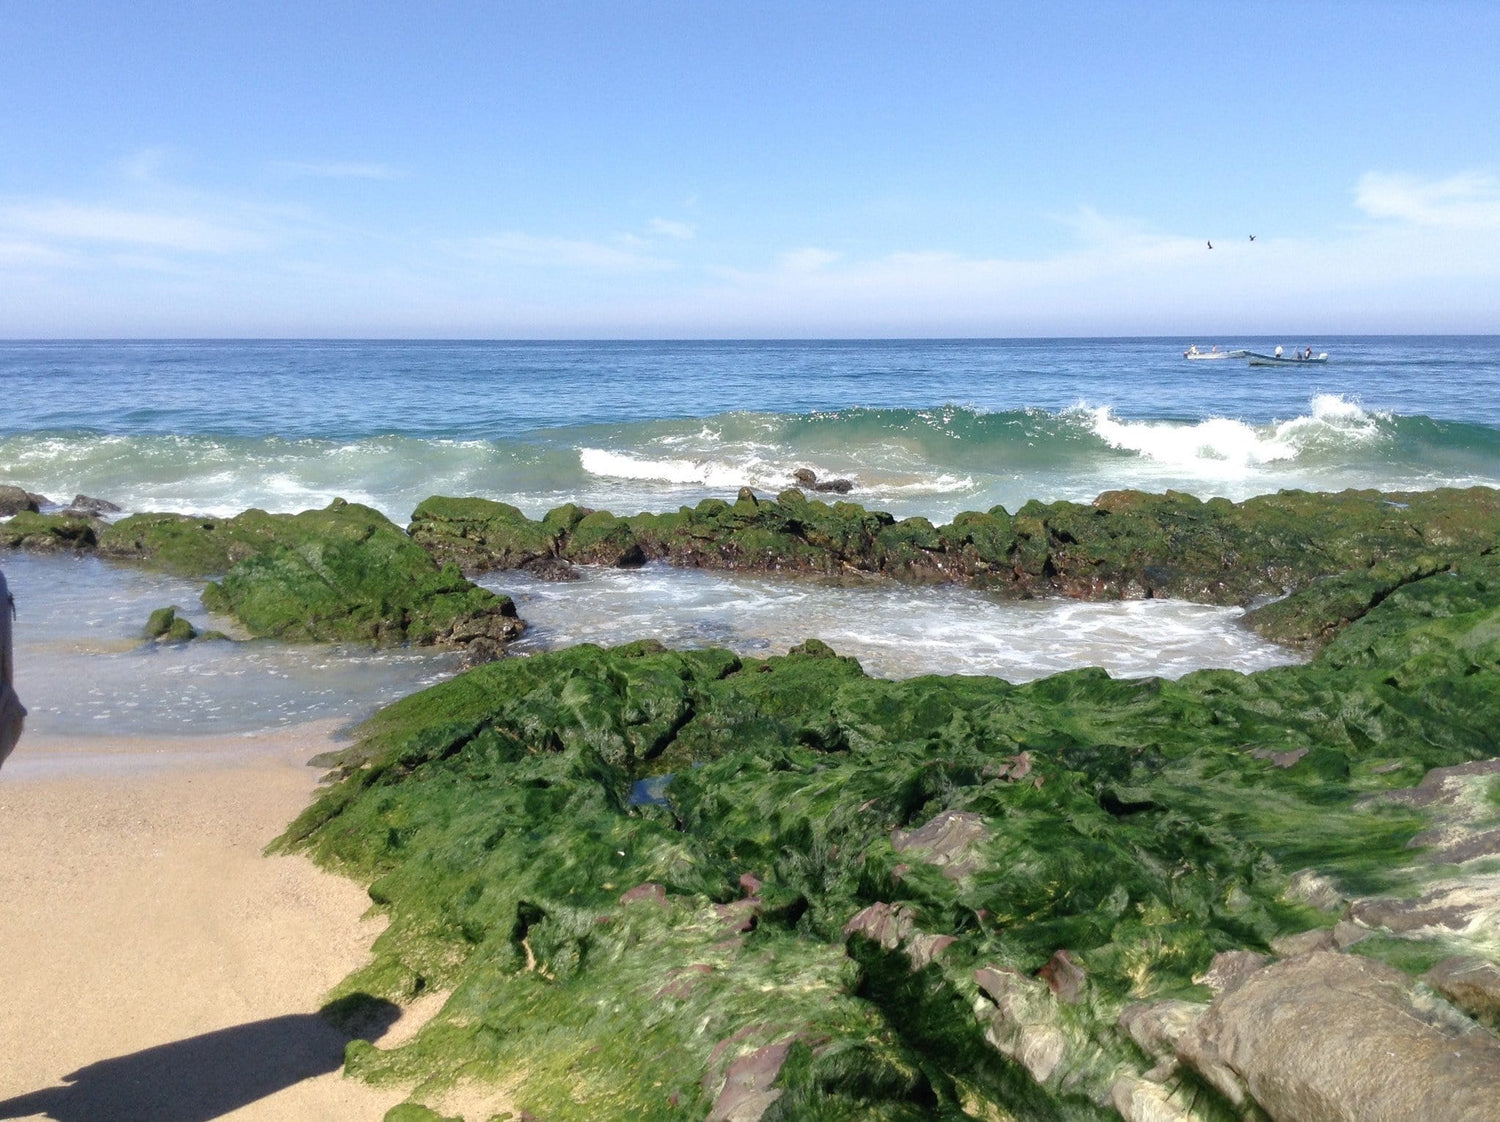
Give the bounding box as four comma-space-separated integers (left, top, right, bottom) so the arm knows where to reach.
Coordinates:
2, 337, 1495, 743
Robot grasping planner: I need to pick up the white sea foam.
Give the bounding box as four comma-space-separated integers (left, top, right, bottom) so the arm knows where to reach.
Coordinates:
1079, 395, 1384, 474
500, 564, 1302, 682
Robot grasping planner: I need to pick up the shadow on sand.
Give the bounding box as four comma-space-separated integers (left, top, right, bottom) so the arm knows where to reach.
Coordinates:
0, 995, 400, 1122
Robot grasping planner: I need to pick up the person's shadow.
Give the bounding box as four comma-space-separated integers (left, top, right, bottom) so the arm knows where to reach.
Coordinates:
0, 995, 401, 1122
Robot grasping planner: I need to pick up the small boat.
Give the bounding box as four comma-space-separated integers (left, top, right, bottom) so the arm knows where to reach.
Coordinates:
1184, 346, 1245, 360
1244, 349, 1328, 366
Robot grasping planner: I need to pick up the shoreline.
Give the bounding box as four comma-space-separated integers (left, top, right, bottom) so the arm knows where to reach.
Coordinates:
0, 722, 413, 1120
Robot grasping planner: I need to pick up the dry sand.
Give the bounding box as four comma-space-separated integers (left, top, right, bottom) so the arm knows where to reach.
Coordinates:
0, 724, 416, 1121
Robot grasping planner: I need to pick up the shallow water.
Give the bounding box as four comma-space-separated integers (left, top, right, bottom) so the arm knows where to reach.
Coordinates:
3, 552, 1298, 744
499, 564, 1300, 681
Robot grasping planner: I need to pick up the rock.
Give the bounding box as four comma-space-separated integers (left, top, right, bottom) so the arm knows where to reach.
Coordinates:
1425, 956, 1500, 1024
407, 496, 562, 574
707, 1041, 791, 1122
64, 494, 122, 516
518, 555, 580, 581
0, 486, 39, 516
1284, 869, 1347, 912
1269, 928, 1338, 957
619, 882, 667, 907
1194, 950, 1271, 998
144, 606, 197, 642
1251, 746, 1308, 768
1347, 874, 1500, 936
905, 933, 956, 968
1375, 758, 1500, 864
973, 966, 1068, 1084
1110, 1074, 1207, 1122
714, 897, 761, 934
813, 477, 853, 494
1118, 1000, 1207, 1064
1332, 920, 1370, 949
842, 902, 915, 950
389, 485, 1500, 646
0, 511, 103, 551
164, 500, 527, 656
891, 810, 989, 879
1176, 950, 1500, 1121
1037, 949, 1087, 1003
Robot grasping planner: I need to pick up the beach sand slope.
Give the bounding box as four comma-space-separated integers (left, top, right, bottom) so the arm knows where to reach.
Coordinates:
0, 727, 409, 1121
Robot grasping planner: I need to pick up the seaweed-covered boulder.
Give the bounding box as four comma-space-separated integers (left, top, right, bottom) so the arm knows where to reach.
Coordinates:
0, 511, 104, 551
407, 496, 563, 574
99, 510, 279, 575
144, 605, 198, 642
193, 500, 522, 656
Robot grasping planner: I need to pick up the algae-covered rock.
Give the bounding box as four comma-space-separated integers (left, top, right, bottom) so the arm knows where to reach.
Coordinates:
0, 511, 104, 551
144, 605, 198, 642
99, 510, 277, 575
194, 500, 523, 656
404, 485, 1500, 646
277, 550, 1500, 1119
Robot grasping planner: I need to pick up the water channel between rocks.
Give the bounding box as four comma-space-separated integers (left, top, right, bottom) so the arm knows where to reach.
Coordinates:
5, 553, 1301, 744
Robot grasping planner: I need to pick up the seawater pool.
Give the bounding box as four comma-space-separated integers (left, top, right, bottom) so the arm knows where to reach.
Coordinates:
2, 552, 1301, 743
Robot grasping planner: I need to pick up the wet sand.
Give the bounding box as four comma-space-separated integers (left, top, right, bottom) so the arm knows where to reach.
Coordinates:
0, 725, 413, 1121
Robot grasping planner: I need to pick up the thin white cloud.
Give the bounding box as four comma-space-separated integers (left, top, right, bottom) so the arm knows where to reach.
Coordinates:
778, 247, 842, 273
270, 160, 406, 181
0, 202, 265, 253
648, 218, 696, 240
455, 231, 675, 272
118, 147, 173, 183
1355, 171, 1500, 228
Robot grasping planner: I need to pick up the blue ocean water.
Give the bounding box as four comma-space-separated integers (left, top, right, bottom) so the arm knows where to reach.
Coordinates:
2, 337, 1496, 745
2, 337, 1499, 521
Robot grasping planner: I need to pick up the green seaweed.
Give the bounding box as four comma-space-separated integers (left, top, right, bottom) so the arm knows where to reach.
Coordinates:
275, 546, 1500, 1119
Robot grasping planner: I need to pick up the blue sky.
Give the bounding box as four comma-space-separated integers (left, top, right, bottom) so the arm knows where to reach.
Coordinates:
2, 1, 1498, 337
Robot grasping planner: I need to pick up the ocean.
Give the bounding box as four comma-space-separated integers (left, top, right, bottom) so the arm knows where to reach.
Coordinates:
4, 336, 1498, 747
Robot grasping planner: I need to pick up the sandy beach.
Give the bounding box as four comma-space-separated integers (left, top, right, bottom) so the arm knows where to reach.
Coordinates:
0, 725, 414, 1121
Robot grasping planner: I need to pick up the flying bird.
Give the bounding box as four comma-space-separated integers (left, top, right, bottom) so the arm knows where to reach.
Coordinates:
1207, 240, 1213, 249
1249, 234, 1256, 241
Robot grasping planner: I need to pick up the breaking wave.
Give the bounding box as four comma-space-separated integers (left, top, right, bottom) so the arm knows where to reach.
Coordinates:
3, 397, 1499, 523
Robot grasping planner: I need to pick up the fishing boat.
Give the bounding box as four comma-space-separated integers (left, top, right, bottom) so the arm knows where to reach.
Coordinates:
1183, 346, 1245, 360
1244, 348, 1328, 366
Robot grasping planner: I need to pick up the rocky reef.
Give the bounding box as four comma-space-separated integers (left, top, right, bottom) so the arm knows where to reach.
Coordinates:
96, 500, 525, 659
407, 486, 1500, 646
276, 540, 1500, 1120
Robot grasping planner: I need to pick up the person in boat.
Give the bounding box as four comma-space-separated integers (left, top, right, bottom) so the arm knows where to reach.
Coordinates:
1188, 344, 1199, 355
1275, 346, 1283, 358
1304, 346, 1313, 360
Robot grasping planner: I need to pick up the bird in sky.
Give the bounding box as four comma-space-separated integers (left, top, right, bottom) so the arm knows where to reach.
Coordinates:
1249, 234, 1256, 241
1207, 240, 1213, 249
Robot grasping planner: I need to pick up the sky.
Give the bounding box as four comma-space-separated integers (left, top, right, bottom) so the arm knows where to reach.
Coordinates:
2, 1, 1498, 338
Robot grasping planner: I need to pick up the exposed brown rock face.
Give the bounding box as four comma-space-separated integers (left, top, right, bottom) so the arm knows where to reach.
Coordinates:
1177, 951, 1500, 1121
